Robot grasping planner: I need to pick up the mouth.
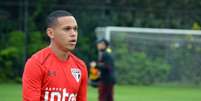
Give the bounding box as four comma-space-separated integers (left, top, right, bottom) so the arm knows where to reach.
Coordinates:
69, 39, 77, 45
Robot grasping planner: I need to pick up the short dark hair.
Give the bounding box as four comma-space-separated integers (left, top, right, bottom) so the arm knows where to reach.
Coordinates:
97, 39, 109, 47
46, 10, 73, 27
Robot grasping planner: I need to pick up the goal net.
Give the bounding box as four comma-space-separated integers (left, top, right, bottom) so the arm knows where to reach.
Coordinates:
95, 26, 201, 85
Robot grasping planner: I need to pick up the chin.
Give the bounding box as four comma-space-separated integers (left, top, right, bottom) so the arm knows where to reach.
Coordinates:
68, 48, 75, 51
63, 44, 76, 51
68, 46, 76, 51
62, 47, 74, 52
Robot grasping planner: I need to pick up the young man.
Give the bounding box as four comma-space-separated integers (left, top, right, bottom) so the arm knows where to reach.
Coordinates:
92, 39, 115, 101
22, 10, 88, 101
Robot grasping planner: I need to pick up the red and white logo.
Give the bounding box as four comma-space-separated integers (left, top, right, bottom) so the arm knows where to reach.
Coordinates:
71, 68, 81, 82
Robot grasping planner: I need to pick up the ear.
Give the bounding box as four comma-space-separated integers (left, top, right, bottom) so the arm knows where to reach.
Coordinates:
46, 28, 54, 39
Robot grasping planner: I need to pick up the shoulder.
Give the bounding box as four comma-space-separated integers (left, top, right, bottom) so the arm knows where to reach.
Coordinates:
103, 51, 110, 56
69, 52, 87, 70
24, 48, 51, 76
27, 47, 51, 66
102, 51, 112, 58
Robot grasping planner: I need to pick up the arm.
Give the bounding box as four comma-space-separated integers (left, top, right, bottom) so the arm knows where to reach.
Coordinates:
77, 63, 88, 101
22, 58, 43, 101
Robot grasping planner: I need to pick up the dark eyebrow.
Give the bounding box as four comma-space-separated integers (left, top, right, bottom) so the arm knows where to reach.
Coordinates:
63, 25, 78, 30
63, 25, 78, 28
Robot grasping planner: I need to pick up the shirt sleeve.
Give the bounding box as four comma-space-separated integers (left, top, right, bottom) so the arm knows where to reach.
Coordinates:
76, 63, 88, 101
22, 58, 43, 101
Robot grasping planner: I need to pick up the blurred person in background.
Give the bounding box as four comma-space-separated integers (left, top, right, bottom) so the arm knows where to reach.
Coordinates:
90, 39, 116, 101
22, 10, 88, 101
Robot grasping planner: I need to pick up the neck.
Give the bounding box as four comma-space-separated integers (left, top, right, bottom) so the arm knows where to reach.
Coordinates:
49, 42, 69, 61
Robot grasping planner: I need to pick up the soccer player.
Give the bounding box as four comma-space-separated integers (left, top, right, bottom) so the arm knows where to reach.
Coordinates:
22, 10, 88, 101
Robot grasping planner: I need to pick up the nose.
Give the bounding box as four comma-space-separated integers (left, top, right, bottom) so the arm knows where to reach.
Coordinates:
69, 29, 77, 37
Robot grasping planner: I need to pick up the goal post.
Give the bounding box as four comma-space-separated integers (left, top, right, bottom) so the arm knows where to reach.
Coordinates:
95, 26, 201, 85
95, 26, 201, 42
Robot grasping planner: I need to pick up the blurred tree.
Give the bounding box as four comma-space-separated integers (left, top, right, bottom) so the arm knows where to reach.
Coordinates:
112, 34, 170, 85
0, 0, 201, 84
0, 31, 24, 82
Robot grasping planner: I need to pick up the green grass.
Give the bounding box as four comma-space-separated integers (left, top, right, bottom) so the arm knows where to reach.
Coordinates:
0, 83, 201, 101
0, 83, 22, 101
88, 85, 201, 101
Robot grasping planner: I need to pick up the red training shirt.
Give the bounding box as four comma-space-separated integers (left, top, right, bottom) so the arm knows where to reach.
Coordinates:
22, 47, 88, 101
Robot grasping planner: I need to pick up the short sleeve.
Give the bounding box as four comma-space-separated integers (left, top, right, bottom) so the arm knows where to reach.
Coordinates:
22, 58, 43, 101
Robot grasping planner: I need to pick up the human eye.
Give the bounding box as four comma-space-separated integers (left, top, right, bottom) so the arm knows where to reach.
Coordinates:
63, 27, 71, 31
74, 26, 78, 31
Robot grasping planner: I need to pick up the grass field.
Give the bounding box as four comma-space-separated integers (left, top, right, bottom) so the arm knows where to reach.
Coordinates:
0, 83, 201, 101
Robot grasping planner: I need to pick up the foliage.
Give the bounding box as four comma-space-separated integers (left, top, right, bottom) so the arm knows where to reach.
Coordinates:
112, 35, 170, 85
0, 31, 24, 82
116, 52, 170, 85
168, 40, 201, 85
28, 31, 47, 55
0, 0, 201, 84
0, 30, 47, 82
0, 47, 17, 82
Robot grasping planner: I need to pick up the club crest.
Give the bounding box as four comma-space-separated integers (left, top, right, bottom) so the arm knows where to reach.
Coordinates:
71, 68, 81, 82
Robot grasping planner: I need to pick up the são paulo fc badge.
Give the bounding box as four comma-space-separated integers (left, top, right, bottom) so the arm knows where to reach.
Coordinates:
71, 68, 81, 82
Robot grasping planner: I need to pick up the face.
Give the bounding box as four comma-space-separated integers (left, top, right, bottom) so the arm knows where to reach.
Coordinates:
97, 42, 106, 51
47, 16, 78, 52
